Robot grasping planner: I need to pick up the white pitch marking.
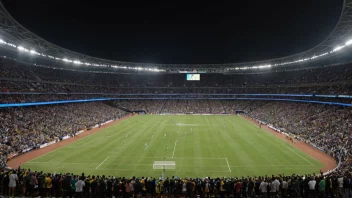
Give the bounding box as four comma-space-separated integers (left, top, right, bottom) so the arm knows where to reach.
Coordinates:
282, 144, 313, 165
96, 156, 110, 169
172, 141, 178, 158
25, 161, 312, 167
25, 133, 95, 163
108, 156, 228, 160
225, 158, 232, 172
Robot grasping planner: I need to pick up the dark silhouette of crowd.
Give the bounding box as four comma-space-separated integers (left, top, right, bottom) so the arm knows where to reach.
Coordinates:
0, 168, 351, 198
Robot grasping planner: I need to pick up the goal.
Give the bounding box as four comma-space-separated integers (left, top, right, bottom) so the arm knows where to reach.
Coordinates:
153, 161, 176, 170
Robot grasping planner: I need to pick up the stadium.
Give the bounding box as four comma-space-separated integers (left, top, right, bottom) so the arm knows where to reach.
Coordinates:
0, 0, 351, 197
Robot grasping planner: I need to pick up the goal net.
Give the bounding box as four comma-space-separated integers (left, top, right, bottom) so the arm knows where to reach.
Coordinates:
153, 161, 176, 170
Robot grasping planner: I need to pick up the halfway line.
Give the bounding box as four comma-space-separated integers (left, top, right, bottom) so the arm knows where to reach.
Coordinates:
172, 125, 181, 158
96, 156, 110, 169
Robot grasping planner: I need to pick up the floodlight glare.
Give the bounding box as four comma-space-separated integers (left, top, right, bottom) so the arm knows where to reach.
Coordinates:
62, 58, 73, 63
17, 46, 25, 51
345, 40, 352, 46
333, 46, 344, 52
73, 60, 82, 64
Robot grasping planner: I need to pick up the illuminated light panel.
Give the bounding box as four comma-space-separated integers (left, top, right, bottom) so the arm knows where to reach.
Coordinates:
17, 46, 29, 52
345, 40, 352, 46
73, 60, 82, 64
333, 46, 345, 52
30, 50, 38, 55
0, 35, 351, 72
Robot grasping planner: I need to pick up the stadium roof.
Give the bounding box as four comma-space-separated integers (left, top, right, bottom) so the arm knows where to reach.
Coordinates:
0, 0, 352, 72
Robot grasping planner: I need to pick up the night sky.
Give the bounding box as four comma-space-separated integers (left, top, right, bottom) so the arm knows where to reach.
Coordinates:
3, 0, 343, 64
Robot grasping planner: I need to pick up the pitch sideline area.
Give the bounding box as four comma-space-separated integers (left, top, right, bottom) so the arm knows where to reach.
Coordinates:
10, 115, 335, 177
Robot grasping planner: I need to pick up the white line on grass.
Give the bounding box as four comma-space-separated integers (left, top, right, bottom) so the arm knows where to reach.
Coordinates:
25, 134, 96, 163
96, 156, 110, 169
36, 118, 140, 165
172, 140, 177, 158
175, 123, 200, 126
230, 164, 313, 167
282, 144, 313, 165
24, 161, 312, 168
66, 166, 310, 172
25, 162, 95, 164
24, 117, 136, 164
108, 156, 227, 160
170, 125, 181, 158
225, 158, 232, 172
78, 167, 215, 172
241, 116, 316, 165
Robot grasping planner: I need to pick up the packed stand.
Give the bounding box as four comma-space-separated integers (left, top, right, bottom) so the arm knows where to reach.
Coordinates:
0, 168, 351, 198
2, 79, 350, 95
0, 59, 350, 86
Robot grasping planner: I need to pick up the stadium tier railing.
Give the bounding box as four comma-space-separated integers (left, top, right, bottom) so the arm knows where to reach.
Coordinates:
1, 98, 352, 108
1, 92, 352, 98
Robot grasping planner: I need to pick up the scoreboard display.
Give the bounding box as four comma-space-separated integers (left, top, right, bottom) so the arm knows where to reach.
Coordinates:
186, 74, 200, 81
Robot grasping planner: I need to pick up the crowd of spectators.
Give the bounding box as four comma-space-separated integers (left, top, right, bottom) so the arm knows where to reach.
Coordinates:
2, 79, 350, 96
0, 168, 351, 198
1, 58, 352, 87
0, 94, 111, 104
1, 56, 352, 106
1, 57, 352, 94
110, 100, 230, 114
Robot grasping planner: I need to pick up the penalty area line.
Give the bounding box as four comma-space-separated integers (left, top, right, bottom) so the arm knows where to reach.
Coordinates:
172, 140, 177, 158
96, 156, 110, 169
225, 158, 232, 172
282, 144, 313, 165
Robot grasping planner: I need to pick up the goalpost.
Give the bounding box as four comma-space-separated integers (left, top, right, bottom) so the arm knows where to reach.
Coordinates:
153, 161, 176, 178
153, 161, 176, 170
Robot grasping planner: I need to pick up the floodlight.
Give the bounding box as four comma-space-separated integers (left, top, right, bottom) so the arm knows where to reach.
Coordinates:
17, 46, 25, 51
345, 40, 352, 46
333, 46, 344, 52
73, 60, 82, 64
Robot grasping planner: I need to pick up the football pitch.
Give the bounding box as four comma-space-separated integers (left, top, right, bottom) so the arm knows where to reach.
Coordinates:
22, 115, 323, 177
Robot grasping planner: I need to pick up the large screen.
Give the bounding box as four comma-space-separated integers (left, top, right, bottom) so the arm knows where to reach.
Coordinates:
186, 74, 200, 81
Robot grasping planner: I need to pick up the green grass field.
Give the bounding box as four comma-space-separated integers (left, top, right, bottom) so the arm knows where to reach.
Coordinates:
22, 115, 323, 178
